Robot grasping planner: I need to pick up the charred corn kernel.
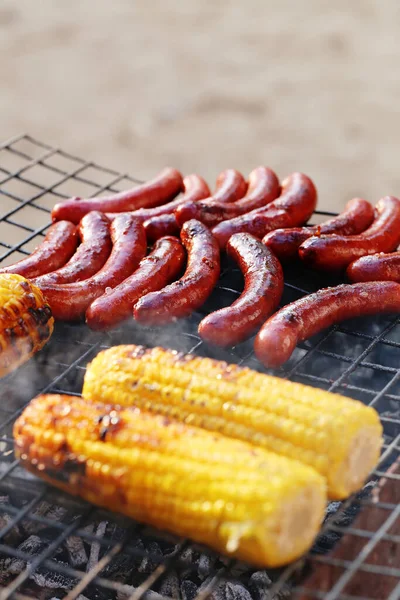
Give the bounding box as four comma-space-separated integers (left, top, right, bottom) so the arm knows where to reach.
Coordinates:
83, 345, 383, 500
0, 274, 54, 377
14, 394, 326, 567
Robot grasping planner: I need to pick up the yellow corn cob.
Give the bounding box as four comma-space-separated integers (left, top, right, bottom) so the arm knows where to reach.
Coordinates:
83, 345, 383, 500
0, 274, 54, 377
14, 393, 326, 567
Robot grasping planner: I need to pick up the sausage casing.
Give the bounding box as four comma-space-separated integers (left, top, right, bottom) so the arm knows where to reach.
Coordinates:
198, 233, 283, 346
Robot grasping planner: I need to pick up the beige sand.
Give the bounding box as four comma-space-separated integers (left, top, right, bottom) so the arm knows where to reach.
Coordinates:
1, 0, 400, 214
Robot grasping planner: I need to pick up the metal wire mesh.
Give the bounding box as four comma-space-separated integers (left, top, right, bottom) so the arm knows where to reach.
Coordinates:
0, 133, 398, 600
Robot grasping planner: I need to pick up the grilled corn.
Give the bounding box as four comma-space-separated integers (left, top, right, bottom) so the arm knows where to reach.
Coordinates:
0, 274, 54, 377
83, 345, 383, 499
14, 393, 326, 567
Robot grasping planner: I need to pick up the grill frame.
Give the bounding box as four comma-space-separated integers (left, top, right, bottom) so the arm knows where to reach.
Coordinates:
0, 133, 398, 600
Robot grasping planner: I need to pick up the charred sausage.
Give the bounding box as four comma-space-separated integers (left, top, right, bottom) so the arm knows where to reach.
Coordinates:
198, 233, 284, 346
32, 212, 112, 285
263, 198, 374, 262
134, 219, 220, 325
254, 281, 400, 368
36, 215, 147, 321
86, 237, 186, 330
51, 168, 184, 224
299, 196, 400, 272
0, 221, 78, 279
212, 173, 317, 249
175, 167, 280, 227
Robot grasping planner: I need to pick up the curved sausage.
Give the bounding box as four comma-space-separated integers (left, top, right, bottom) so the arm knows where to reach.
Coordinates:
86, 237, 186, 330
105, 174, 210, 222
254, 281, 400, 368
32, 212, 112, 285
134, 219, 220, 325
36, 215, 147, 321
144, 214, 180, 242
51, 168, 184, 224
212, 173, 317, 249
0, 221, 78, 279
299, 196, 400, 272
198, 234, 284, 347
347, 249, 400, 283
175, 167, 280, 227
174, 169, 247, 227
263, 198, 374, 262
107, 174, 210, 243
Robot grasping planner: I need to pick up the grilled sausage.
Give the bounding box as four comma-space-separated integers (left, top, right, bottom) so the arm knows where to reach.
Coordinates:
347, 249, 400, 283
144, 214, 180, 241
86, 237, 186, 330
105, 174, 210, 222
299, 196, 400, 272
175, 167, 280, 227
109, 174, 208, 242
263, 198, 375, 262
173, 168, 247, 227
198, 234, 284, 346
254, 281, 400, 368
212, 173, 317, 249
134, 219, 220, 325
36, 215, 147, 321
51, 168, 184, 224
0, 221, 78, 279
32, 212, 112, 285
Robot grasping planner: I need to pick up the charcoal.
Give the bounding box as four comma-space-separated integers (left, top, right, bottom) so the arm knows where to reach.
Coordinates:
199, 578, 254, 600
31, 560, 77, 590
197, 553, 216, 580
65, 534, 88, 567
87, 521, 108, 573
138, 541, 163, 574
159, 570, 181, 599
247, 571, 272, 600
181, 579, 199, 600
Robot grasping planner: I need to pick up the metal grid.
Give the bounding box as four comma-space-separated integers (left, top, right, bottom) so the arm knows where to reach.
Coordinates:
0, 133, 398, 600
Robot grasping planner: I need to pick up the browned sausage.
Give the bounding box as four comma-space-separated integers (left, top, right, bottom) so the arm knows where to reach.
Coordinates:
105, 174, 210, 222
134, 219, 220, 325
175, 167, 280, 227
51, 168, 184, 224
32, 212, 112, 285
86, 237, 186, 330
212, 173, 318, 249
36, 215, 147, 321
198, 234, 284, 346
103, 174, 209, 242
173, 168, 247, 227
0, 221, 78, 279
347, 248, 400, 283
299, 196, 400, 272
263, 197, 374, 262
144, 214, 180, 242
254, 281, 400, 368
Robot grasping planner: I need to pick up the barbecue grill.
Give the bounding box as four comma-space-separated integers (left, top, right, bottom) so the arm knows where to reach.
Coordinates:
0, 134, 398, 600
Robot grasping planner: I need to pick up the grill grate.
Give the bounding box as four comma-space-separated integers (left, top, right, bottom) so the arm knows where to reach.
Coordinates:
0, 133, 399, 600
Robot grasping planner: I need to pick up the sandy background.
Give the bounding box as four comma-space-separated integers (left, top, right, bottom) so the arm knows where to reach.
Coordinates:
1, 0, 400, 214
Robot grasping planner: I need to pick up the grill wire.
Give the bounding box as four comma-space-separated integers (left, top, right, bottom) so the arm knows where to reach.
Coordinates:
0, 134, 398, 600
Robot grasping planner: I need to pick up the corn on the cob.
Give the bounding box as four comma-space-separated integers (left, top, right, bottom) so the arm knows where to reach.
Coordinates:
14, 393, 326, 567
0, 274, 54, 377
83, 345, 383, 500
